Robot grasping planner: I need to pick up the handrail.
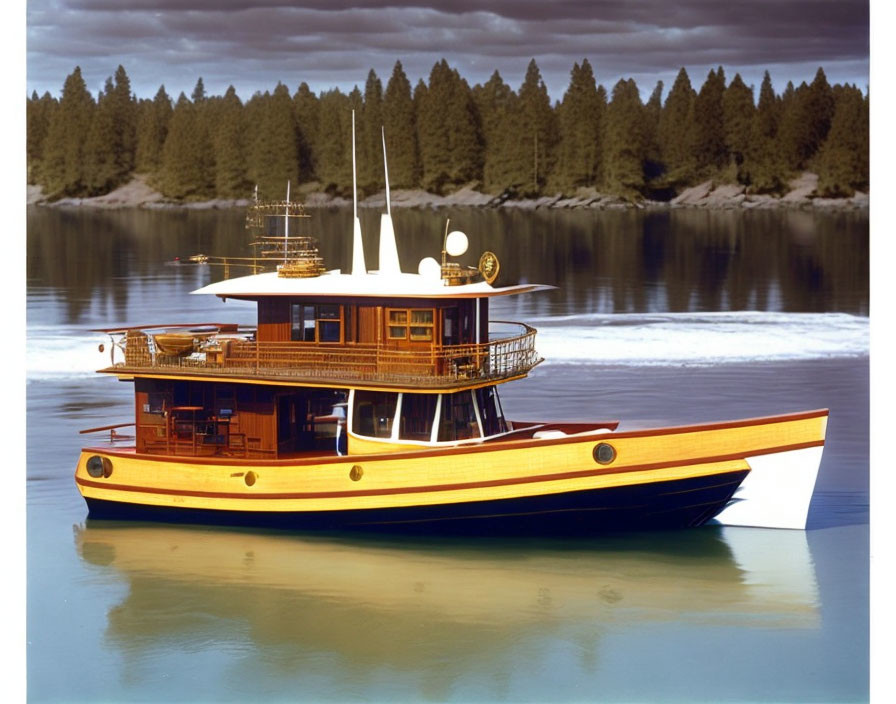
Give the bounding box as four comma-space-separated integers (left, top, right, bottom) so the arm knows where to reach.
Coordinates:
79, 422, 136, 435
101, 321, 540, 387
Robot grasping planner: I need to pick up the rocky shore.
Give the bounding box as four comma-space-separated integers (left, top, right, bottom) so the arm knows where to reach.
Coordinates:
27, 172, 868, 212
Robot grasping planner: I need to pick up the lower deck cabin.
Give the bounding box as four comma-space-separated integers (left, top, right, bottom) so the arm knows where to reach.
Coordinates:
133, 378, 508, 460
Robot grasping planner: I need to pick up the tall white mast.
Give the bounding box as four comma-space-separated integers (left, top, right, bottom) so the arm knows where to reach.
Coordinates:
351, 110, 366, 276
382, 126, 391, 215
284, 180, 290, 263
378, 126, 401, 276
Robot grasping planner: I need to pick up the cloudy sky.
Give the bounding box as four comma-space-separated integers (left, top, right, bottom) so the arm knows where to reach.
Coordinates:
26, 1, 870, 102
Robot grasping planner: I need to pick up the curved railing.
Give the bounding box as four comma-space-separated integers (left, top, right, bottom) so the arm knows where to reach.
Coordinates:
100, 321, 540, 388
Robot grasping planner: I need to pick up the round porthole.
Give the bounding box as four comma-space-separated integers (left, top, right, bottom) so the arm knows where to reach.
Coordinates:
593, 443, 616, 465
245, 471, 257, 487
86, 455, 113, 478
350, 465, 364, 481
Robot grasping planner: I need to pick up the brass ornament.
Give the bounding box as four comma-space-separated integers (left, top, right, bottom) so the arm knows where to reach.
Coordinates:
350, 465, 364, 481
478, 251, 500, 284
245, 471, 257, 486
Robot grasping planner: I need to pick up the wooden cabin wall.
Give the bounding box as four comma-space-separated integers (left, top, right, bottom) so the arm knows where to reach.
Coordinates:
358, 306, 378, 344
257, 300, 290, 342
134, 378, 277, 456
234, 385, 277, 455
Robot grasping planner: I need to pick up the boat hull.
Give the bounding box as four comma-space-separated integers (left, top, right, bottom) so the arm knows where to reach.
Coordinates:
76, 409, 827, 533
83, 468, 749, 534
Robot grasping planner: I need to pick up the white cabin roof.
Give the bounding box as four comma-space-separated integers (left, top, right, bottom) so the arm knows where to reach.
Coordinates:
191, 270, 554, 299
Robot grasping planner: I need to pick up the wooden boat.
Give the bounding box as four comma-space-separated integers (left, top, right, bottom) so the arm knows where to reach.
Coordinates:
75, 124, 827, 533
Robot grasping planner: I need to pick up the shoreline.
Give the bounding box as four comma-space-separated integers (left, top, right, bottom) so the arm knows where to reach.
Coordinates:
26, 173, 868, 213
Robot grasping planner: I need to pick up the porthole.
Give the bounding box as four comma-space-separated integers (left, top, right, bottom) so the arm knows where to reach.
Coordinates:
593, 442, 616, 465
350, 465, 364, 481
245, 471, 257, 487
86, 455, 113, 478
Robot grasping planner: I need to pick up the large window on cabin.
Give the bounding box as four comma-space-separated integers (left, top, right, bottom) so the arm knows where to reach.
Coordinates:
437, 391, 480, 441
398, 393, 439, 441
387, 308, 434, 342
476, 387, 507, 436
352, 390, 398, 438
291, 304, 342, 342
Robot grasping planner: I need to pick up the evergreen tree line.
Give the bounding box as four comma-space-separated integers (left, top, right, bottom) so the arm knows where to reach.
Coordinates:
26, 59, 869, 202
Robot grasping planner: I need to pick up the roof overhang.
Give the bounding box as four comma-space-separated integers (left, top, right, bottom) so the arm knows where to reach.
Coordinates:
191, 271, 555, 300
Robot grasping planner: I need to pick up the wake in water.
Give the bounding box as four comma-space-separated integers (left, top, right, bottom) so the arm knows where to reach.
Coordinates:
530, 311, 869, 367
26, 312, 869, 379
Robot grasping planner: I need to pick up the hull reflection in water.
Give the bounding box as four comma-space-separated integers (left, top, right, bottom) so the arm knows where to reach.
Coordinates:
75, 523, 820, 671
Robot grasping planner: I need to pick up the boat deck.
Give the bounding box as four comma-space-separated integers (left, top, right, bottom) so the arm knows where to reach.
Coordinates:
97, 321, 541, 390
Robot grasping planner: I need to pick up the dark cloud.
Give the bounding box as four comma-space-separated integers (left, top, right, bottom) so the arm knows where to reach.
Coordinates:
26, 1, 869, 100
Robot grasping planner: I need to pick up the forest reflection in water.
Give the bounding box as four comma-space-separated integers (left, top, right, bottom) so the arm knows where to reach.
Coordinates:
26, 205, 868, 327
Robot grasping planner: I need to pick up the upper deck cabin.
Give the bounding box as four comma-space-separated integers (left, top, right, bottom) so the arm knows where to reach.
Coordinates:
98, 201, 547, 392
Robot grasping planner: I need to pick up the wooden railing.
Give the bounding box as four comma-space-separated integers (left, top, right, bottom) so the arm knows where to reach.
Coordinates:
103, 321, 540, 388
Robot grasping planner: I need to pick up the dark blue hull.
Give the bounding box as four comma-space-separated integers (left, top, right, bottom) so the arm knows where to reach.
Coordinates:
85, 469, 749, 535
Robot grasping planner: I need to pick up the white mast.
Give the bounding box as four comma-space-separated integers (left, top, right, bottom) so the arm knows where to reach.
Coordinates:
284, 180, 290, 264
378, 126, 401, 276
351, 110, 366, 276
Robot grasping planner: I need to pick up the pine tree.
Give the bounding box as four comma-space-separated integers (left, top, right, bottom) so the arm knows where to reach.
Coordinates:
247, 83, 299, 199
473, 70, 520, 192
135, 85, 173, 176
658, 67, 697, 186
83, 78, 120, 194
743, 71, 784, 191
554, 60, 603, 191
777, 70, 833, 173
191, 77, 207, 103
26, 91, 57, 185
293, 82, 319, 182
109, 65, 137, 178
517, 59, 556, 195
603, 78, 647, 196
692, 67, 727, 175
82, 66, 137, 194
382, 61, 419, 188
722, 73, 755, 181
41, 66, 95, 196
314, 88, 352, 192
160, 92, 215, 199
213, 86, 250, 198
360, 70, 384, 193
806, 67, 834, 161
416, 59, 481, 193
816, 85, 868, 196
643, 80, 664, 185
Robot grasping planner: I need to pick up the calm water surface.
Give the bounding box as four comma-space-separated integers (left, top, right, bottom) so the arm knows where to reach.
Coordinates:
26, 206, 869, 702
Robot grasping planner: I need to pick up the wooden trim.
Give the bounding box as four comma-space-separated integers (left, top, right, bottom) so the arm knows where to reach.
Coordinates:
82, 426, 824, 470
99, 369, 532, 392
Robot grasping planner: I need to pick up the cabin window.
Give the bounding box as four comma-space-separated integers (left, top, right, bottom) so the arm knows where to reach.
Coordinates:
146, 391, 169, 414
437, 391, 480, 441
476, 387, 507, 437
442, 307, 458, 345
317, 304, 341, 342
291, 304, 343, 343
352, 390, 398, 438
387, 308, 434, 342
398, 393, 439, 441
291, 304, 316, 341
387, 309, 408, 340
